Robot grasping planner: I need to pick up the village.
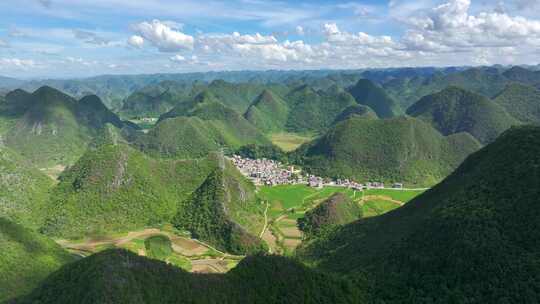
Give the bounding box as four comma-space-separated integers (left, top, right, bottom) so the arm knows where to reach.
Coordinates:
229, 154, 403, 191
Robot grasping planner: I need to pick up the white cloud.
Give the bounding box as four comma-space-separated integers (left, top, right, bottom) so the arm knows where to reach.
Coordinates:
169, 54, 185, 62
0, 58, 37, 69
131, 19, 194, 52
127, 35, 144, 48
403, 0, 540, 51
323, 23, 341, 36
295, 26, 304, 36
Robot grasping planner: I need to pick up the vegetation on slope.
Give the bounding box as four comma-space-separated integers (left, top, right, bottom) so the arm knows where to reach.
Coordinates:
332, 104, 378, 124
150, 91, 270, 157
136, 116, 223, 159
298, 193, 361, 238
19, 249, 359, 304
0, 218, 74, 302
293, 116, 481, 186
173, 157, 266, 255
384, 67, 511, 109
299, 126, 540, 303
243, 89, 289, 133
2, 86, 129, 167
407, 86, 520, 144
120, 81, 193, 118
41, 142, 217, 239
493, 83, 540, 124
0, 146, 54, 229
347, 79, 401, 118
284, 85, 357, 133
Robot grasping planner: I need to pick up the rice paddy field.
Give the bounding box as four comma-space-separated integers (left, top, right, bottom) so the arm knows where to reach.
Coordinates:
257, 184, 426, 254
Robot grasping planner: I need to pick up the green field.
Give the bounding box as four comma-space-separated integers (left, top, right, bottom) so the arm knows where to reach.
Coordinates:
362, 199, 401, 218
269, 132, 316, 152
257, 184, 426, 254
363, 188, 426, 203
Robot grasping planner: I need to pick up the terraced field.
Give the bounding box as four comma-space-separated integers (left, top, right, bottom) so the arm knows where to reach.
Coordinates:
56, 227, 242, 273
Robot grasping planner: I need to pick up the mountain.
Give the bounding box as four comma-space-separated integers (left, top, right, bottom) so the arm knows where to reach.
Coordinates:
119, 80, 193, 118
136, 116, 223, 159
40, 141, 217, 239
332, 104, 378, 124
299, 126, 540, 302
493, 83, 540, 124
298, 193, 361, 238
0, 75, 24, 88
293, 116, 481, 186
347, 79, 401, 118
243, 89, 289, 133
2, 86, 129, 168
0, 218, 74, 302
173, 156, 266, 255
193, 79, 274, 113
18, 249, 358, 304
146, 91, 270, 157
0, 145, 54, 229
384, 67, 512, 109
407, 87, 520, 144
284, 85, 357, 133
502, 66, 540, 85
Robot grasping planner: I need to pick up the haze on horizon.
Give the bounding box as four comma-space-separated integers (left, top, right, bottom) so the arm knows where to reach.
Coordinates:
1, 0, 540, 78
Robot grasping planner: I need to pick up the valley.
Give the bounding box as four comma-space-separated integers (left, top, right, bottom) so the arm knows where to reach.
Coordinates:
2, 63, 540, 303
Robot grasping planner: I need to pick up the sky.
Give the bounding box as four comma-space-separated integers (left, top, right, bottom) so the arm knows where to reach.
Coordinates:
0, 0, 539, 78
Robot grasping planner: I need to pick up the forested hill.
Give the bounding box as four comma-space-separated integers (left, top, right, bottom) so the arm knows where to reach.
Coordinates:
299, 126, 540, 303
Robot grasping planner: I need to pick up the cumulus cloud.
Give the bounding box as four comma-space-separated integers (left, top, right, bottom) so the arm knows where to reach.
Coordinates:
128, 35, 144, 48
295, 26, 305, 36
131, 19, 194, 52
403, 0, 540, 51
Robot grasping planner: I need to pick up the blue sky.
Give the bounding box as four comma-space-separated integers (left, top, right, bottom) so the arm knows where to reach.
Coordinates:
0, 0, 539, 78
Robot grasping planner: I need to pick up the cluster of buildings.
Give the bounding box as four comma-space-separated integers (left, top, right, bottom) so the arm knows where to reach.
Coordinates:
229, 155, 301, 186
229, 154, 404, 190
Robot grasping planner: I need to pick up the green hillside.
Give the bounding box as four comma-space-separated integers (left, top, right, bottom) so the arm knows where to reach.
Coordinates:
173, 157, 266, 255
407, 86, 520, 144
299, 126, 540, 302
120, 81, 193, 118
3, 86, 128, 168
0, 145, 54, 229
493, 83, 540, 124
347, 79, 401, 118
284, 85, 357, 133
332, 104, 378, 124
41, 142, 217, 239
293, 116, 481, 186
147, 91, 270, 157
0, 218, 74, 302
19, 249, 358, 304
193, 79, 269, 113
502, 66, 540, 85
136, 116, 222, 159
384, 67, 511, 109
244, 89, 289, 133
298, 193, 362, 237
